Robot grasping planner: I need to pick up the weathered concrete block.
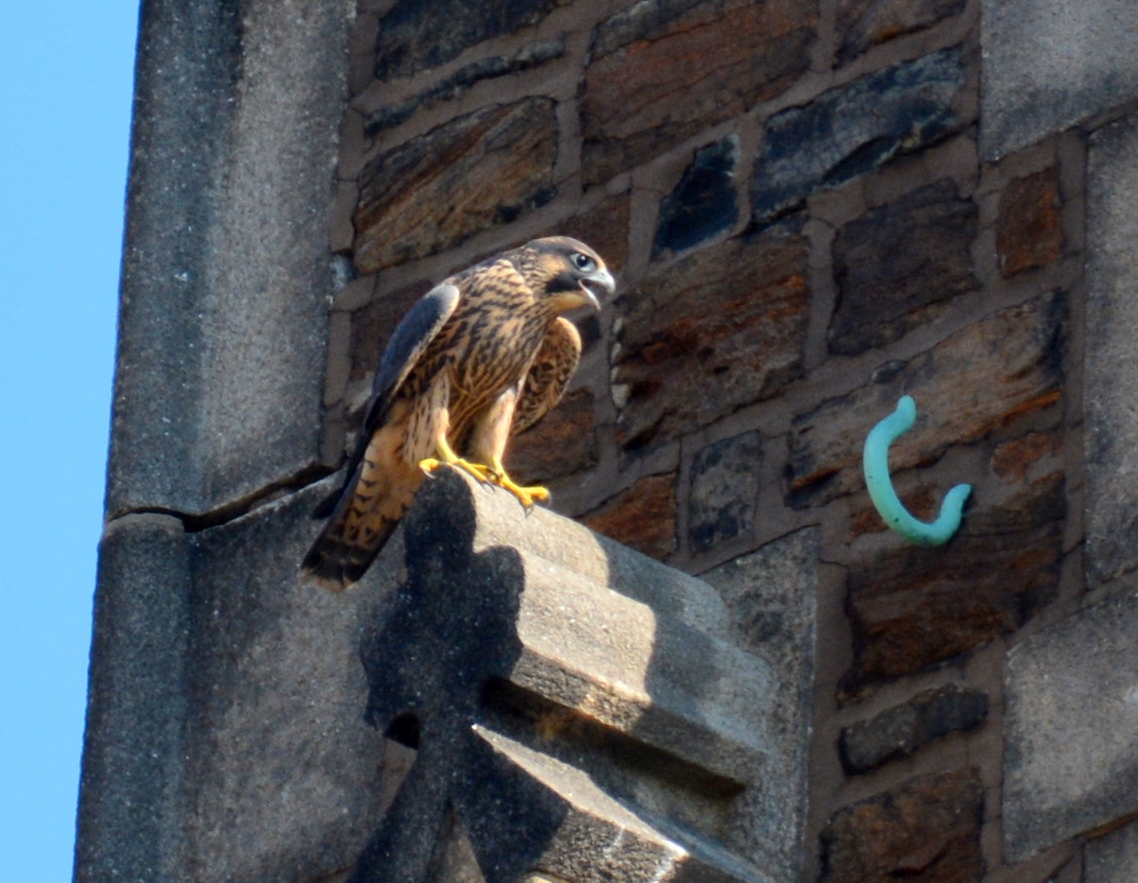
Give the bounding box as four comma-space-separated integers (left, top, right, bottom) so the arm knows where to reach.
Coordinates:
980, 0, 1138, 159
1085, 113, 1138, 586
703, 528, 819, 881
76, 484, 392, 883
1003, 588, 1138, 862
752, 47, 965, 225
105, 0, 351, 520
352, 468, 812, 882
1086, 819, 1138, 883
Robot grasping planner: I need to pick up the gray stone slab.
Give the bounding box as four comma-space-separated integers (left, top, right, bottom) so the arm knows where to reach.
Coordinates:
76, 482, 394, 883
1003, 587, 1138, 862
1086, 819, 1138, 883
105, 0, 353, 519
1085, 112, 1138, 586
703, 528, 818, 883
349, 468, 803, 882
981, 0, 1138, 160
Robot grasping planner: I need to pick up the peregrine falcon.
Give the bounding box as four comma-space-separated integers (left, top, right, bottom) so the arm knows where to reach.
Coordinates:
302, 236, 615, 591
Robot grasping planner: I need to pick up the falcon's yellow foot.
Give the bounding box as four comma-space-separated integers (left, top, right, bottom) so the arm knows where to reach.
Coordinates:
419, 456, 496, 485
487, 458, 550, 510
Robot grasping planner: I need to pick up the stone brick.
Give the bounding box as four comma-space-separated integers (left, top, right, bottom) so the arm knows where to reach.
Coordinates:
506, 389, 599, 485
614, 223, 810, 451
581, 0, 817, 185
1084, 114, 1138, 585
840, 473, 1065, 700
1004, 587, 1138, 862
788, 291, 1066, 507
688, 431, 763, 553
836, 0, 966, 66
584, 473, 677, 559
752, 46, 965, 225
981, 0, 1138, 159
820, 770, 984, 883
653, 136, 741, 259
373, 0, 567, 80
354, 98, 558, 272
839, 685, 989, 774
1086, 820, 1138, 883
365, 40, 565, 135
829, 179, 978, 356
701, 527, 820, 880
996, 166, 1063, 277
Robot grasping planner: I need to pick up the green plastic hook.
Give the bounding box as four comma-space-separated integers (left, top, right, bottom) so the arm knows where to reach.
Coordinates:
862, 396, 971, 546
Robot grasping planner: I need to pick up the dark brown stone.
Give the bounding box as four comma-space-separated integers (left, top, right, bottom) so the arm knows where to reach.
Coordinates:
829, 179, 978, 356
788, 292, 1067, 507
836, 0, 967, 65
839, 473, 1065, 700
996, 166, 1063, 277
613, 223, 810, 451
354, 98, 558, 273
839, 684, 989, 774
505, 389, 599, 485
581, 0, 817, 185
583, 473, 677, 559
820, 769, 984, 883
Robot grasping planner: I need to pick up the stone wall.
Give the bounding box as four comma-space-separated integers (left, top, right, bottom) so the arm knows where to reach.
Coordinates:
78, 0, 1138, 880
326, 0, 1138, 879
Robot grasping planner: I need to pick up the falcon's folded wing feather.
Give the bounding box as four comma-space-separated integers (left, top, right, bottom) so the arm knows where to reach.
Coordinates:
312, 282, 460, 519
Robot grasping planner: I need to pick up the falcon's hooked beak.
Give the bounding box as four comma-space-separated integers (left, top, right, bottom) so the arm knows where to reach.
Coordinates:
578, 267, 615, 310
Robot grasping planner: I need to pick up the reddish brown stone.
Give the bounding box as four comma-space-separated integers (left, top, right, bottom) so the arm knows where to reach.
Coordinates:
613, 224, 810, 451
991, 431, 1060, 483
996, 166, 1063, 278
850, 485, 939, 538
821, 769, 984, 883
829, 179, 978, 356
836, 0, 967, 65
788, 292, 1066, 507
505, 389, 599, 484
581, 0, 817, 185
354, 98, 558, 272
583, 473, 677, 559
840, 472, 1065, 701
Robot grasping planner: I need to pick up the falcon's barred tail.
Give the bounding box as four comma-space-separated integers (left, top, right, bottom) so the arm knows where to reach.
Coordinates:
301, 427, 423, 592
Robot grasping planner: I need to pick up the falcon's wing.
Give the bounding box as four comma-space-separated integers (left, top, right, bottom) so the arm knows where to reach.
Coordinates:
312, 282, 460, 518
511, 316, 582, 436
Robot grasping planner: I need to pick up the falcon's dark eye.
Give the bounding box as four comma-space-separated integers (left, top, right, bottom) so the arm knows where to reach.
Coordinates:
572, 252, 596, 272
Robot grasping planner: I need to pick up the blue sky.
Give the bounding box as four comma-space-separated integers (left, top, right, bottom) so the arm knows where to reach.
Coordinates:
0, 2, 138, 877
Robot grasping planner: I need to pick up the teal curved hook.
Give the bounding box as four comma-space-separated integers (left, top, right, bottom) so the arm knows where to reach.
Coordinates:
863, 396, 971, 546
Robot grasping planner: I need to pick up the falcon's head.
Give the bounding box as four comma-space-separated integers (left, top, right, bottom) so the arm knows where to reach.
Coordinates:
514, 236, 615, 312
